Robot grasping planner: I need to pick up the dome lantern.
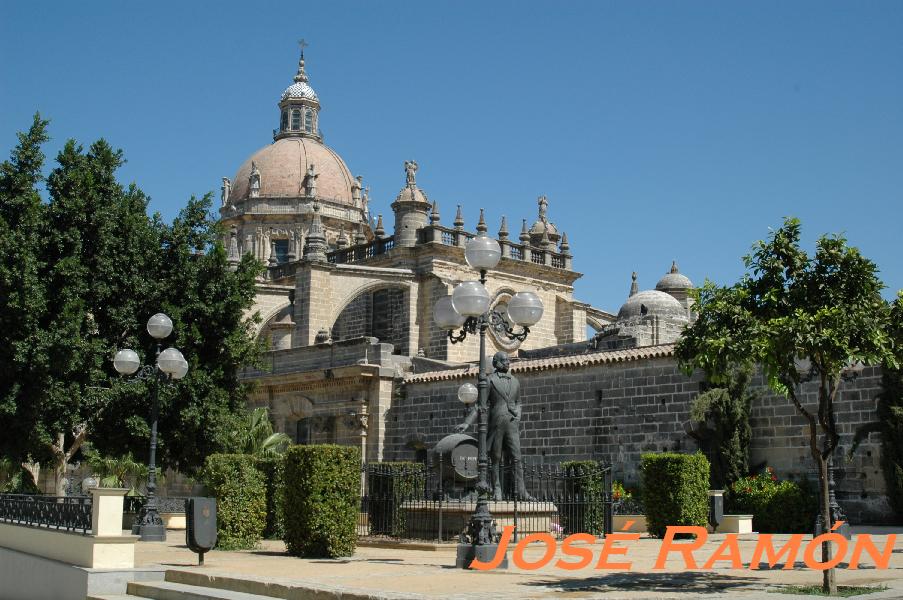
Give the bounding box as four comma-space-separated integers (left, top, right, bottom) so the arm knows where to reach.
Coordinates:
276, 41, 322, 142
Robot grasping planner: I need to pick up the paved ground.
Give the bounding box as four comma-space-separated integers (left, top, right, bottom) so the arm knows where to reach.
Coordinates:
134, 526, 903, 600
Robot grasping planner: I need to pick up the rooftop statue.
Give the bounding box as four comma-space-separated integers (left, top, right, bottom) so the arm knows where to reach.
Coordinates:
305, 163, 319, 197
249, 162, 261, 198
404, 160, 418, 187
221, 177, 232, 207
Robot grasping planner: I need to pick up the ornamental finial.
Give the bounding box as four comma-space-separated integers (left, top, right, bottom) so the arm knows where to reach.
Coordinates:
294, 39, 309, 83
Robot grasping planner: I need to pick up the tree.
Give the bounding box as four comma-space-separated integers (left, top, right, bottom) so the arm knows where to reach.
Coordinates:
0, 114, 52, 486
83, 198, 264, 475
878, 295, 903, 521
687, 364, 754, 490
0, 118, 264, 491
675, 218, 897, 594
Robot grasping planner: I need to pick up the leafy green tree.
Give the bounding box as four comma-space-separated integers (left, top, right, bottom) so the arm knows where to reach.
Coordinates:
0, 117, 264, 491
879, 296, 903, 521
675, 218, 897, 595
687, 365, 754, 490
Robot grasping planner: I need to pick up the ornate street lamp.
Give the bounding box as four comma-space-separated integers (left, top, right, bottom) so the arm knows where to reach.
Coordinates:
113, 313, 188, 542
433, 233, 544, 569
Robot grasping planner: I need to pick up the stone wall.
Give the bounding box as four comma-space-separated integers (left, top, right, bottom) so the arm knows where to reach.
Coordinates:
391, 347, 890, 522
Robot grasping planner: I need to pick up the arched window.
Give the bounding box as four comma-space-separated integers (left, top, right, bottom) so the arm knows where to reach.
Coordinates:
290, 109, 301, 131
304, 109, 313, 133
280, 111, 288, 131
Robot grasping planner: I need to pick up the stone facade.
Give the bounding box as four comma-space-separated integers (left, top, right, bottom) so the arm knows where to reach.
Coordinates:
389, 347, 889, 523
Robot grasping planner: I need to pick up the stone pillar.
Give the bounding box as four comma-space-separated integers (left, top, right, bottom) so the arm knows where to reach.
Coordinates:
89, 488, 129, 537
296, 263, 334, 346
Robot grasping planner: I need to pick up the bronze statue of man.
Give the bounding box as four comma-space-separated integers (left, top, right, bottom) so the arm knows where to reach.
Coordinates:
456, 352, 533, 500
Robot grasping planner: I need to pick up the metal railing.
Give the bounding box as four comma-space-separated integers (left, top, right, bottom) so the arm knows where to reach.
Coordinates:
124, 496, 187, 514
0, 494, 93, 535
358, 459, 612, 542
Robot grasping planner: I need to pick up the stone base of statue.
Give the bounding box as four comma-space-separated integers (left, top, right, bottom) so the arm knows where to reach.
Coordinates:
403, 500, 558, 540
456, 542, 508, 569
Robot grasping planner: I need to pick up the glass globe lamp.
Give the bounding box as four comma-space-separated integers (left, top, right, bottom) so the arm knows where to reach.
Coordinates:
113, 349, 141, 375
157, 347, 186, 375
452, 281, 491, 317
464, 234, 501, 270
171, 357, 189, 380
146, 313, 173, 340
457, 383, 478, 405
507, 291, 544, 326
434, 296, 466, 330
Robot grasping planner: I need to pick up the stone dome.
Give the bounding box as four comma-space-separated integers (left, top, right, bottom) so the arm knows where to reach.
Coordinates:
655, 261, 693, 293
394, 186, 429, 204
281, 81, 319, 103
617, 290, 688, 321
230, 137, 355, 204
529, 219, 559, 237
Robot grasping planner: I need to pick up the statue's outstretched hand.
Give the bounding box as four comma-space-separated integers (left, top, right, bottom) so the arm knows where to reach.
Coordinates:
455, 423, 468, 433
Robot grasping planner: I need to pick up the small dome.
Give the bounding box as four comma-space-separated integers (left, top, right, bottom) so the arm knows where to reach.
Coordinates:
230, 137, 355, 204
394, 186, 429, 204
529, 219, 559, 237
655, 261, 693, 292
617, 290, 688, 321
281, 81, 319, 103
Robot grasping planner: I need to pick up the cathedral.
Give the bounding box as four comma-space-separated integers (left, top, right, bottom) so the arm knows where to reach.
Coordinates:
221, 50, 691, 454
220, 50, 888, 521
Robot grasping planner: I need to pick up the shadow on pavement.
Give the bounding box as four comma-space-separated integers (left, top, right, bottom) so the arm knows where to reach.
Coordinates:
523, 571, 764, 594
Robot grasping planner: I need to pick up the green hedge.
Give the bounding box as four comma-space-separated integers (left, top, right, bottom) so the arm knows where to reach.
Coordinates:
728, 469, 817, 533
283, 445, 360, 557
201, 454, 266, 550
561, 461, 606, 536
641, 452, 710, 538
366, 462, 424, 537
256, 456, 286, 540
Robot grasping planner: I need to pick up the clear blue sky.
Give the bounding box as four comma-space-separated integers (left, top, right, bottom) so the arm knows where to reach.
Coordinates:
2, 1, 901, 313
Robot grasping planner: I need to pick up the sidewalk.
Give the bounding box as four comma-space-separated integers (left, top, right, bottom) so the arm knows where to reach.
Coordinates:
134, 528, 903, 600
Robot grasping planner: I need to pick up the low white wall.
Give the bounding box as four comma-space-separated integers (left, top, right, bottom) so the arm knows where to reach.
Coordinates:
0, 522, 137, 568
0, 546, 164, 600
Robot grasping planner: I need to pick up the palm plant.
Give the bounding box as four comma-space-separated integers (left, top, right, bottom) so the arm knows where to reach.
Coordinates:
83, 448, 150, 493
240, 407, 291, 456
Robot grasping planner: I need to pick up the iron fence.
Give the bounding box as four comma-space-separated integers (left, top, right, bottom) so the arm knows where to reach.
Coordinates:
124, 496, 187, 514
0, 493, 92, 535
359, 459, 612, 542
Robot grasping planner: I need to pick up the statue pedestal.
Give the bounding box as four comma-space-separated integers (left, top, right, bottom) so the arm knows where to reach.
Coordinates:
402, 500, 559, 541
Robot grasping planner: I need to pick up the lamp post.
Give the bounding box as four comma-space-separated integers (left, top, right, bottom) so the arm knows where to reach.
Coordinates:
113, 313, 188, 542
433, 233, 544, 569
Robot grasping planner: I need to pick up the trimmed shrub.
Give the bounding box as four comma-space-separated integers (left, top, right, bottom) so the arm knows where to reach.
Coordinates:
641, 452, 710, 538
201, 454, 266, 550
366, 462, 424, 537
560, 461, 606, 536
283, 444, 360, 557
728, 468, 817, 533
256, 456, 286, 540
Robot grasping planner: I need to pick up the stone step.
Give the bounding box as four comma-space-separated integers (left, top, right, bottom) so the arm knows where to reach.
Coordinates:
124, 580, 279, 600
164, 568, 426, 599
